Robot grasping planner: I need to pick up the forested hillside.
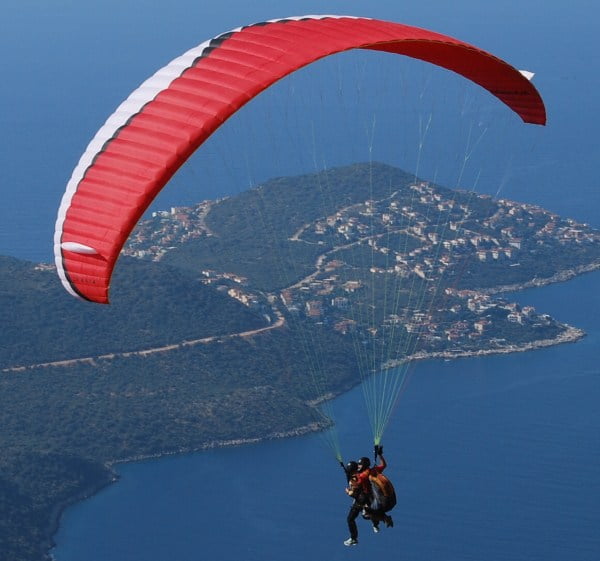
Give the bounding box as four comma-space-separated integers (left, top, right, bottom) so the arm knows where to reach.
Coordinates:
0, 256, 264, 369
161, 163, 416, 291
0, 254, 358, 561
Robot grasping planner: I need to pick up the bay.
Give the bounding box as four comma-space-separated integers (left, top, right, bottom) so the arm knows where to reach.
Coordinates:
52, 271, 600, 561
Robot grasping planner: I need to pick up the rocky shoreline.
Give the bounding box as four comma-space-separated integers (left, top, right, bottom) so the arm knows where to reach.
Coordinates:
45, 421, 328, 560
477, 261, 600, 296
107, 420, 328, 468
399, 323, 585, 365
376, 264, 597, 368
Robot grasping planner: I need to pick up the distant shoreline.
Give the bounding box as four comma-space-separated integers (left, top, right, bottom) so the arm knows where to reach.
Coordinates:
108, 421, 328, 467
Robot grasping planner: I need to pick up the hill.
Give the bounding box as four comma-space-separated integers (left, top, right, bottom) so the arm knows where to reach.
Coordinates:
0, 255, 358, 561
161, 162, 417, 290
0, 256, 264, 369
1, 162, 599, 560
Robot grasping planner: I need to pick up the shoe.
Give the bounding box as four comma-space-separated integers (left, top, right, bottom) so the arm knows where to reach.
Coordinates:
385, 515, 394, 528
344, 538, 358, 546
372, 525, 380, 533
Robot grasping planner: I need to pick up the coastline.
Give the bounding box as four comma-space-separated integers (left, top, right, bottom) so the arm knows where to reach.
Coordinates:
398, 323, 585, 365
45, 472, 116, 561
45, 269, 594, 561
107, 420, 328, 467
45, 320, 585, 559
45, 421, 328, 560
476, 261, 600, 296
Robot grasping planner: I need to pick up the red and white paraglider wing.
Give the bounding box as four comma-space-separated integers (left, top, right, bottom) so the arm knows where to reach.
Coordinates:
54, 15, 545, 304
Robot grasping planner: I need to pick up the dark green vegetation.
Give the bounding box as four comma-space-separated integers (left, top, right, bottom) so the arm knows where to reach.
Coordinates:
0, 327, 357, 560
0, 256, 263, 369
162, 163, 417, 291
1, 163, 599, 560
0, 255, 358, 561
160, 162, 599, 354
163, 163, 600, 293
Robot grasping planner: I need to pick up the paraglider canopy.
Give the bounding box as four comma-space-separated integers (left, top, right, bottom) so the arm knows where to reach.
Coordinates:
54, 15, 545, 304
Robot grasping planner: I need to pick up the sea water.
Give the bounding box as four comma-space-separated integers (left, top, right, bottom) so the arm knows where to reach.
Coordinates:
52, 271, 600, 561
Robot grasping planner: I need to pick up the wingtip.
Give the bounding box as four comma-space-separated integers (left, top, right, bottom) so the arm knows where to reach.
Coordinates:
519, 70, 535, 81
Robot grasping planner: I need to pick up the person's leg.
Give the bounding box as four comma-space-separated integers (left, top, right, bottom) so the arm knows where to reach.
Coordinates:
345, 503, 361, 544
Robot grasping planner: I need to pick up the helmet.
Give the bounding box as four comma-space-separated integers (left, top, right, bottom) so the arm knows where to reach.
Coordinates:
346, 461, 358, 473
357, 457, 371, 468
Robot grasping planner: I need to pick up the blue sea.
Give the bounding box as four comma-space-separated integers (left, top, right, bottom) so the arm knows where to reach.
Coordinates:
52, 272, 600, 561
2, 1, 599, 560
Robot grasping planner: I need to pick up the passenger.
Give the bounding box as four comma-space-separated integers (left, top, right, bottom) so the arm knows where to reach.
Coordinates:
343, 460, 366, 546
343, 446, 394, 546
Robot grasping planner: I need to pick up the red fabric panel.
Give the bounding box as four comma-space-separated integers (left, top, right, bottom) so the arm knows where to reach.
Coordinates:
57, 16, 545, 303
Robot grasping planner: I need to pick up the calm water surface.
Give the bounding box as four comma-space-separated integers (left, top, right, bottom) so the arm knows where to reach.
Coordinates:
53, 272, 600, 561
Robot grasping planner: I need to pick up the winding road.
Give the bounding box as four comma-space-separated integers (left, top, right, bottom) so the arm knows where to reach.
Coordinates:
2, 308, 286, 373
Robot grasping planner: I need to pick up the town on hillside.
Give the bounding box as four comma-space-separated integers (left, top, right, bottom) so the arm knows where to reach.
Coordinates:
124, 180, 599, 363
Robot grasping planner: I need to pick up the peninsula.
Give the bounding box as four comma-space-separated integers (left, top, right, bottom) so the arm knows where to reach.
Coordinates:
0, 162, 598, 561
